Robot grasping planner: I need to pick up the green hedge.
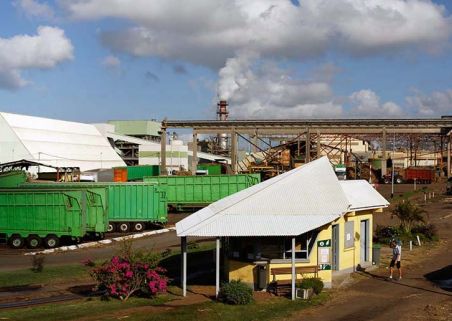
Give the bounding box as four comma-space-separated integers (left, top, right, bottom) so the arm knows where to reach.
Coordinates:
299, 277, 324, 295
219, 280, 253, 305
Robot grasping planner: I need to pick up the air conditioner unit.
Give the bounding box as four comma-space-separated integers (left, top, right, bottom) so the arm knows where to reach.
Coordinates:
296, 288, 313, 300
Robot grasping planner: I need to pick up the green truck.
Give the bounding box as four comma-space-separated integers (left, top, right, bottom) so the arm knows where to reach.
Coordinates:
0, 189, 107, 249
19, 182, 167, 233
143, 174, 261, 210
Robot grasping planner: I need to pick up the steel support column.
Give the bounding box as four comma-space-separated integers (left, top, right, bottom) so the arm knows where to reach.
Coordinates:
160, 128, 167, 175
231, 128, 238, 174
448, 137, 451, 178
316, 130, 321, 159
216, 237, 221, 298
305, 129, 311, 163
181, 236, 187, 297
252, 130, 258, 153
291, 237, 296, 301
191, 131, 198, 175
381, 128, 387, 176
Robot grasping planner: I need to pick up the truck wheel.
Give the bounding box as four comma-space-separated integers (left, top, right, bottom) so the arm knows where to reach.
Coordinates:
107, 223, 115, 233
9, 235, 24, 249
133, 222, 145, 232
26, 236, 42, 249
118, 223, 130, 233
44, 235, 60, 249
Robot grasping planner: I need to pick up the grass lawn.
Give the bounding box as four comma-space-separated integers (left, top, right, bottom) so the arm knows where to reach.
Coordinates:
0, 292, 329, 321
0, 264, 91, 288
0, 296, 170, 321
0, 243, 329, 320
0, 243, 216, 289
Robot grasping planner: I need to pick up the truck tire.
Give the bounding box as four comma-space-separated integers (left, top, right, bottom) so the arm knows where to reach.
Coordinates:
133, 222, 145, 232
44, 235, 59, 249
107, 223, 115, 233
118, 223, 130, 233
26, 235, 42, 249
9, 235, 24, 249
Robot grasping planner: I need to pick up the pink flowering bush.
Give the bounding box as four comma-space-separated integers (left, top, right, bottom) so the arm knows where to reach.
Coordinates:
91, 256, 168, 301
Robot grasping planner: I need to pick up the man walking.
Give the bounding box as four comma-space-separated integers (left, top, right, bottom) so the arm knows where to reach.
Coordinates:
389, 240, 402, 280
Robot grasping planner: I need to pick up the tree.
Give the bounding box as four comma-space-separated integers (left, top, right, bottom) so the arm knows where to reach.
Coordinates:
392, 201, 425, 233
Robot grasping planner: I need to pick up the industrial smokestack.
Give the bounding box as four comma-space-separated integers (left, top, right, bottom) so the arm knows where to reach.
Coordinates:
217, 100, 229, 121
217, 100, 229, 151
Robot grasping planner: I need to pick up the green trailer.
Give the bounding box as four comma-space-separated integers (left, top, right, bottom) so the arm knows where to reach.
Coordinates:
127, 165, 160, 181
0, 171, 28, 188
20, 182, 167, 233
0, 189, 106, 249
197, 164, 222, 175
143, 174, 261, 210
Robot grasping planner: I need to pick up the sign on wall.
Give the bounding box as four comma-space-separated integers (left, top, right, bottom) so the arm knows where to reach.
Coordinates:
317, 239, 332, 270
344, 221, 354, 249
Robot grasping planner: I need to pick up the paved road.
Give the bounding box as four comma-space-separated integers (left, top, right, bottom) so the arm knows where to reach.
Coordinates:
286, 195, 452, 321
0, 231, 208, 272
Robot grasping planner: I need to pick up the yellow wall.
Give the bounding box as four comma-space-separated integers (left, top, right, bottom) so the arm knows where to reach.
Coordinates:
228, 209, 378, 288
229, 260, 256, 283
333, 210, 374, 271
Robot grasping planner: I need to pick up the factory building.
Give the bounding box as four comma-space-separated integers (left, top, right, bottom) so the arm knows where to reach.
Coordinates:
0, 112, 126, 172
0, 112, 228, 175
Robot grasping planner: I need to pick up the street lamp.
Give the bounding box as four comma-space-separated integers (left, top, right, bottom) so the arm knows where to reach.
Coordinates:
391, 131, 396, 198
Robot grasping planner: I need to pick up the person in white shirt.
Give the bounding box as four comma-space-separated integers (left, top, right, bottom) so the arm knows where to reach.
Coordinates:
389, 240, 402, 280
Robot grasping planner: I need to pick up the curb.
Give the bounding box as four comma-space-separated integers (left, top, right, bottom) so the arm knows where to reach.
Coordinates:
24, 227, 176, 256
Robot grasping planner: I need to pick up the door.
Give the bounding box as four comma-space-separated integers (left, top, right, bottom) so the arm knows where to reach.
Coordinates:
332, 224, 339, 270
360, 220, 369, 263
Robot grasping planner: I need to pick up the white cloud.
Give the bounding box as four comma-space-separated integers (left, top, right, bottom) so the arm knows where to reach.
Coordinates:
59, 0, 451, 68
217, 53, 342, 119
406, 89, 452, 116
0, 26, 73, 90
349, 90, 405, 118
217, 54, 413, 119
101, 55, 121, 68
14, 0, 55, 19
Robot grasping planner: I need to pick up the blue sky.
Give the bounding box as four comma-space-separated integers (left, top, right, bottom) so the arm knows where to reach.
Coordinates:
1, 0, 452, 122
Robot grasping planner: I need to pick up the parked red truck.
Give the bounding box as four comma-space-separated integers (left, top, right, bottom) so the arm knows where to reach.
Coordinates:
404, 167, 435, 184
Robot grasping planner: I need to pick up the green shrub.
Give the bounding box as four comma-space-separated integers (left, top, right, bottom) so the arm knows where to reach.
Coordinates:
411, 224, 438, 240
219, 280, 253, 305
374, 225, 399, 244
31, 255, 45, 273
299, 277, 324, 295
392, 201, 425, 233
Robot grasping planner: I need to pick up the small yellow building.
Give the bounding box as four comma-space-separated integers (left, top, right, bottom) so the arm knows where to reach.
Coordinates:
176, 157, 388, 299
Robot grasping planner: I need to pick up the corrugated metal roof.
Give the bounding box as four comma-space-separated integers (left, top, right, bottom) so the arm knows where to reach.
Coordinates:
339, 180, 389, 211
176, 157, 351, 237
0, 112, 126, 171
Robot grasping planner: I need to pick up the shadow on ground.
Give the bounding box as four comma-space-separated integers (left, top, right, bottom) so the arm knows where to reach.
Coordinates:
424, 265, 452, 292
356, 268, 452, 297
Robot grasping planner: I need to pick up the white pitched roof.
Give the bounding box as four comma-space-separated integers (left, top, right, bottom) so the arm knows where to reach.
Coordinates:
0, 112, 126, 171
339, 180, 389, 211
176, 157, 351, 237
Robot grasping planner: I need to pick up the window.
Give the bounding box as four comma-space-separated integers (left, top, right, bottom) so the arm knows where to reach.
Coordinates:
283, 231, 318, 260
228, 232, 319, 262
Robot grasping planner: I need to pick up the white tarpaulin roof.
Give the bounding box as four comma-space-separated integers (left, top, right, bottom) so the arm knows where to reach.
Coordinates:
0, 112, 126, 171
339, 180, 389, 211
177, 157, 352, 237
